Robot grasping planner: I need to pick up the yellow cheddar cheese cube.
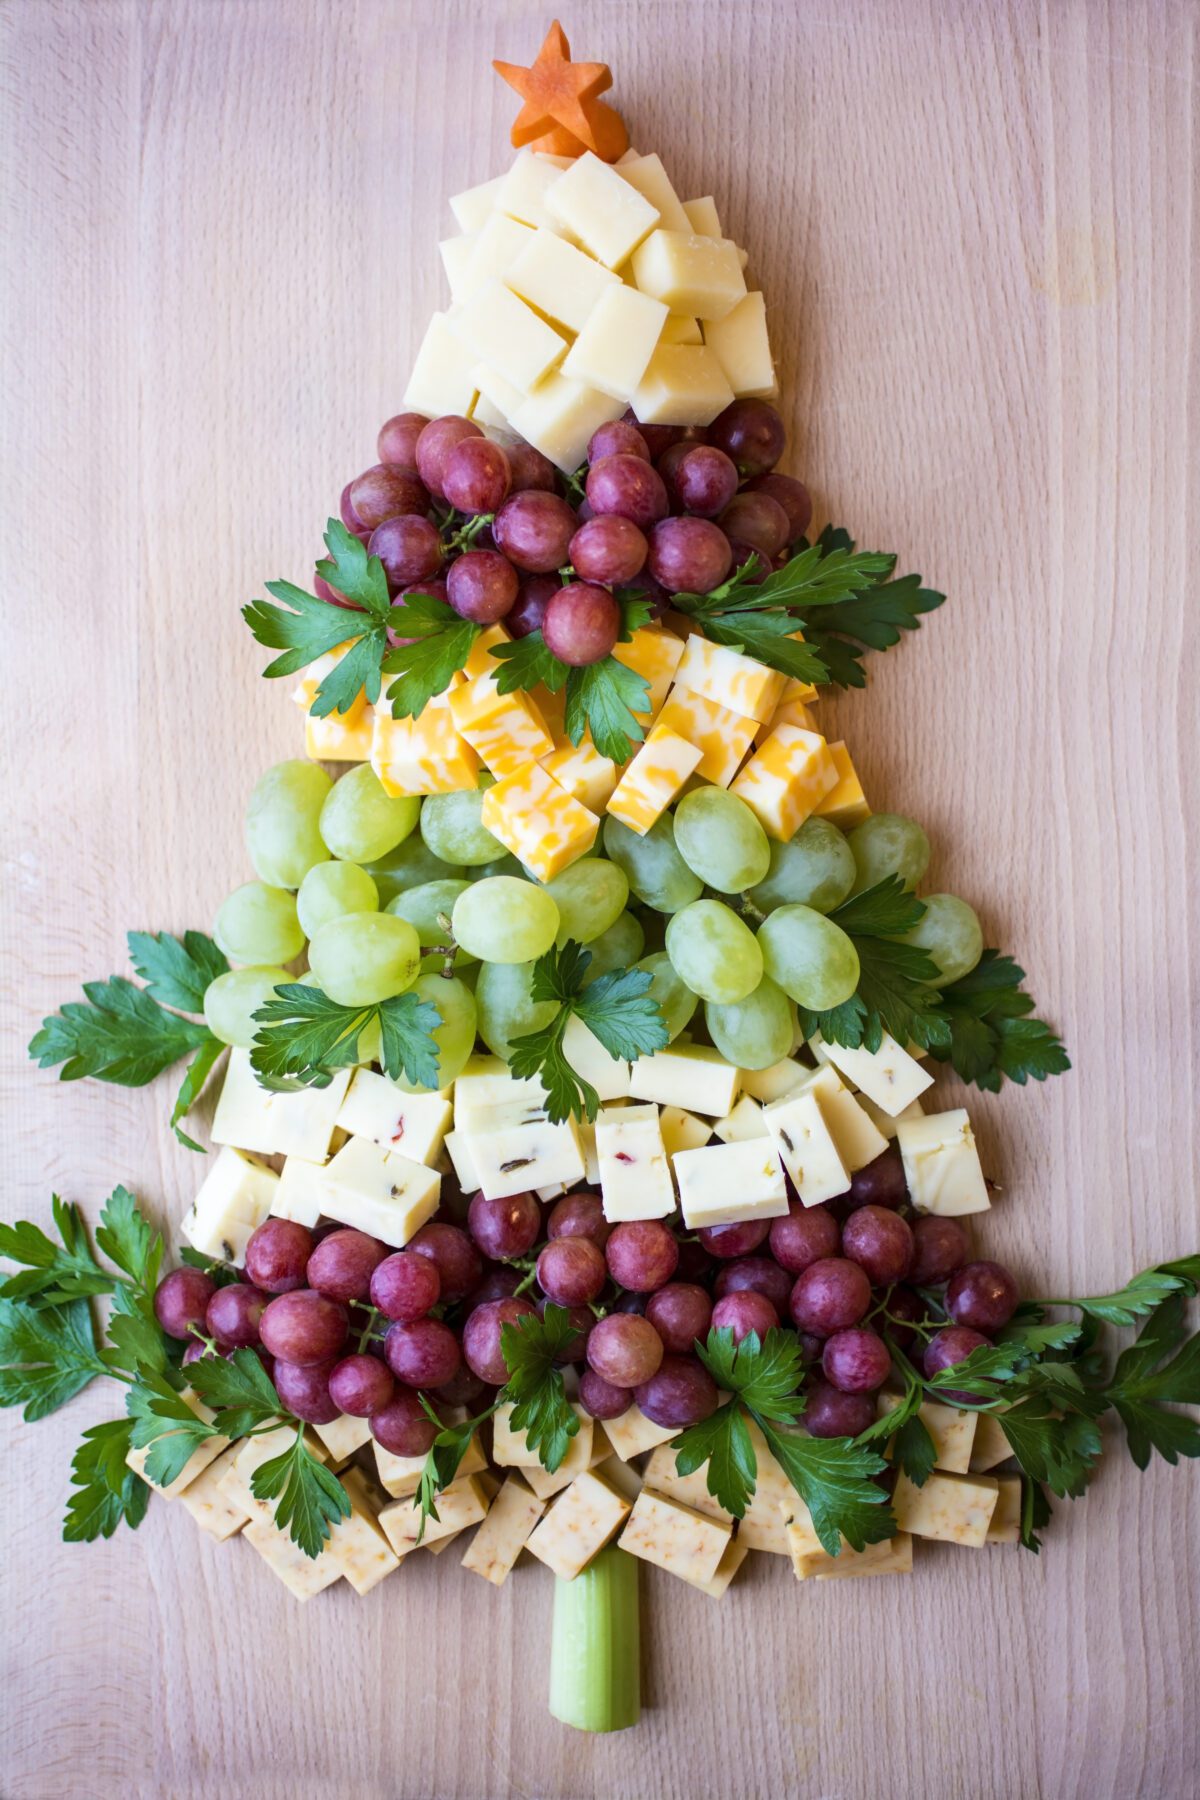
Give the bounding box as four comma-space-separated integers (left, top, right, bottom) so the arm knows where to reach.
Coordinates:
480, 763, 598, 882
814, 740, 871, 829
611, 625, 686, 722
704, 290, 777, 398
618, 1488, 732, 1586
730, 724, 839, 841
371, 694, 481, 797
546, 152, 661, 269
448, 674, 554, 778
540, 734, 620, 812
672, 634, 786, 724
877, 1394, 978, 1475
178, 1445, 252, 1541
378, 1475, 490, 1557
892, 1470, 999, 1547
631, 230, 748, 321
629, 343, 735, 428
292, 644, 368, 718
606, 723, 702, 834
461, 1474, 546, 1585
986, 1474, 1022, 1544
655, 689, 758, 788
242, 1515, 344, 1600
305, 708, 374, 764
525, 1470, 631, 1579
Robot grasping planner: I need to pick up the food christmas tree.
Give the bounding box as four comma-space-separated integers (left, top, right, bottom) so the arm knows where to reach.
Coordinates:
7, 22, 1199, 1734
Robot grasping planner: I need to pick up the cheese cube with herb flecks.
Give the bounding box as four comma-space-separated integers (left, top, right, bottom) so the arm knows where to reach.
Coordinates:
178, 1446, 251, 1541
673, 1137, 788, 1230
796, 1065, 889, 1173
327, 1466, 402, 1595
319, 1136, 441, 1247
729, 725, 839, 842
655, 689, 758, 788
810, 1030, 934, 1117
242, 1515, 345, 1601
606, 723, 702, 834
672, 635, 786, 724
761, 1088, 850, 1207
378, 1475, 490, 1557
896, 1108, 990, 1215
480, 763, 599, 881
126, 1387, 228, 1499
876, 1394, 978, 1475
461, 1475, 546, 1585
892, 1470, 999, 1547
211, 1049, 350, 1165
628, 1044, 740, 1116
180, 1144, 279, 1267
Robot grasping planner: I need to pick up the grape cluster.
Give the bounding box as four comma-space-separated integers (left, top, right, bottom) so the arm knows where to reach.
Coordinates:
332, 400, 813, 668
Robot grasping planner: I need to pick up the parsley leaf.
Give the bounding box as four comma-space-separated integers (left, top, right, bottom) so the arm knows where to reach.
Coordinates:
242, 520, 393, 715
185, 1344, 281, 1439
998, 1400, 1102, 1500
249, 983, 442, 1091
126, 1366, 219, 1488
382, 592, 481, 719
929, 951, 1070, 1092
563, 657, 650, 764
573, 964, 670, 1065
64, 1418, 149, 1543
762, 1422, 894, 1555
697, 606, 827, 687
490, 629, 569, 697
796, 878, 951, 1053
414, 1401, 496, 1541
890, 1412, 939, 1487
250, 1425, 352, 1559
170, 1036, 228, 1152
0, 1198, 116, 1308
0, 1298, 110, 1421
1030, 1258, 1200, 1327
126, 930, 229, 1012
696, 1326, 806, 1423
94, 1184, 163, 1297
29, 977, 213, 1088
1106, 1296, 1200, 1469
499, 1304, 581, 1472
507, 943, 668, 1123
673, 1402, 758, 1516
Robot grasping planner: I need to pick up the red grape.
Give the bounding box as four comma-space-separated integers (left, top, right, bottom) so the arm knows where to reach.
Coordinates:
462, 1296, 537, 1384
644, 1282, 712, 1354
340, 482, 366, 532
493, 491, 578, 573
391, 577, 448, 648
923, 1325, 990, 1402
580, 1368, 633, 1420
714, 1257, 793, 1314
384, 1317, 461, 1388
586, 454, 669, 529
415, 415, 483, 498
370, 1388, 440, 1457
612, 1290, 647, 1315
259, 1290, 349, 1366
273, 1358, 340, 1424
629, 417, 683, 460
589, 420, 650, 463
711, 1290, 779, 1343
328, 1352, 394, 1417
370, 1249, 441, 1322
605, 1220, 679, 1292
507, 441, 558, 494
848, 1144, 908, 1211
409, 1222, 482, 1303
789, 1257, 872, 1335
840, 1206, 914, 1286
647, 516, 733, 594
635, 1354, 720, 1428
446, 549, 518, 622
377, 412, 428, 470
822, 1327, 891, 1394
306, 1228, 387, 1303
570, 515, 649, 585
467, 1190, 541, 1261
205, 1282, 266, 1349
547, 1191, 612, 1250
803, 1377, 876, 1437
945, 1261, 1019, 1334
539, 1298, 593, 1362
154, 1268, 215, 1341
586, 1313, 664, 1386
471, 1266, 523, 1305
537, 1236, 607, 1306
727, 539, 770, 583
507, 573, 558, 638
884, 1285, 926, 1351
746, 472, 812, 541
244, 1219, 314, 1295
673, 445, 739, 517
349, 465, 429, 531
443, 437, 511, 515
369, 514, 443, 587
719, 491, 790, 560
543, 582, 621, 665
708, 399, 786, 476
673, 1236, 716, 1283
697, 1219, 770, 1259
437, 1364, 493, 1410
908, 1216, 971, 1286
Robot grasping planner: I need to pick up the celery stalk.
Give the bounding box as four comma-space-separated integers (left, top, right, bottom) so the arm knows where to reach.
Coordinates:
548, 1545, 641, 1732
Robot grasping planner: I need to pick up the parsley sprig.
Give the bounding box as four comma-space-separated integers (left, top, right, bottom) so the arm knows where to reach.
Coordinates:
381, 591, 482, 719
489, 591, 654, 765
506, 941, 669, 1123
927, 951, 1071, 1091
249, 981, 443, 1092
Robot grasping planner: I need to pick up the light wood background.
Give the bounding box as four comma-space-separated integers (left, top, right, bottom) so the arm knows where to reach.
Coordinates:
2, 1, 1198, 1795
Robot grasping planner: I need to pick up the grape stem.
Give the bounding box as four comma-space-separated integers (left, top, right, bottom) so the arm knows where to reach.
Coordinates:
353, 1304, 386, 1354
736, 892, 766, 925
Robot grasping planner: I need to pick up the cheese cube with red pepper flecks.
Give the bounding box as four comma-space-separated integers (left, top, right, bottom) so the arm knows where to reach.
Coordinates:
605, 723, 702, 834
730, 724, 839, 841
525, 1469, 632, 1579
480, 763, 599, 881
655, 689, 758, 788
448, 674, 555, 777
611, 626, 686, 722
595, 1102, 675, 1221
334, 1068, 452, 1166
618, 1488, 732, 1586
672, 634, 786, 723
813, 740, 871, 830
371, 692, 481, 796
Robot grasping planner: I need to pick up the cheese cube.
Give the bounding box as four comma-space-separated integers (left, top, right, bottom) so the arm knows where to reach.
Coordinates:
464, 1099, 585, 1200
673, 634, 785, 726
449, 172, 504, 233
320, 1136, 441, 1246
629, 344, 736, 428
762, 1089, 849, 1206
754, 697, 817, 746
546, 152, 660, 268
595, 1102, 675, 1221
291, 643, 368, 716
494, 1404, 593, 1476
447, 673, 555, 778
496, 149, 571, 230
704, 290, 776, 398
480, 763, 599, 880
438, 233, 477, 303
449, 280, 567, 392
970, 1412, 1013, 1473
618, 1488, 732, 1586
738, 1058, 808, 1104
464, 212, 536, 292
211, 1048, 350, 1164
563, 1015, 631, 1101
453, 1054, 546, 1127
462, 624, 511, 681
606, 723, 702, 834
877, 1394, 978, 1475
611, 625, 686, 722
442, 1128, 481, 1193
304, 709, 375, 763
616, 153, 692, 233
892, 1470, 999, 1547
403, 312, 479, 418
631, 230, 747, 321
470, 369, 523, 432
180, 1145, 279, 1266
528, 681, 567, 742
461, 1474, 546, 1585
525, 1469, 632, 1579
736, 1419, 795, 1552
505, 225, 621, 332
178, 1445, 251, 1541
855, 1092, 926, 1141
712, 1095, 769, 1144
378, 1475, 490, 1557
897, 1108, 990, 1215
335, 1068, 452, 1165
373, 1429, 486, 1501
674, 1137, 787, 1230
215, 1425, 326, 1524
660, 313, 704, 344
328, 1466, 402, 1594
787, 1527, 914, 1581
563, 284, 669, 401
310, 1411, 373, 1470
540, 735, 620, 813
271, 1156, 328, 1228
242, 1515, 344, 1600
628, 1044, 740, 1116
986, 1474, 1022, 1544
657, 1104, 712, 1158
126, 1387, 228, 1498
813, 740, 870, 830
655, 689, 757, 787
371, 692, 481, 797
797, 1064, 889, 1173
681, 196, 722, 237
813, 1031, 935, 1116
730, 725, 839, 842
510, 372, 626, 475
642, 1447, 733, 1525
686, 1538, 750, 1597
601, 1404, 681, 1462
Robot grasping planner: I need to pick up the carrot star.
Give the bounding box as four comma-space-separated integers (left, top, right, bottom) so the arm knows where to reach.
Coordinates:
494, 21, 629, 162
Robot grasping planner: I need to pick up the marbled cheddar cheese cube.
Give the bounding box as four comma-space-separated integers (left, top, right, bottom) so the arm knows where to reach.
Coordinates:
126, 1388, 228, 1499
897, 1108, 990, 1215
448, 675, 554, 778
563, 283, 669, 402
762, 1089, 849, 1206
630, 344, 736, 427
814, 740, 870, 830
178, 1445, 251, 1541
657, 1104, 712, 1158
674, 1138, 788, 1230
540, 735, 620, 813
373, 1430, 486, 1501
563, 1016, 631, 1101
463, 623, 512, 681
243, 1515, 344, 1600
595, 1102, 675, 1221
461, 1475, 546, 1585
736, 1419, 794, 1553
642, 1448, 733, 1525
180, 1144, 280, 1267
379, 1475, 490, 1557
631, 230, 747, 321
970, 1412, 1013, 1473
619, 1488, 731, 1586
511, 372, 625, 476
546, 152, 660, 269
730, 725, 839, 842
212, 1048, 350, 1164
528, 681, 567, 744
270, 1156, 328, 1228
812, 1030, 935, 1117
712, 1095, 769, 1144
526, 1470, 631, 1579
310, 1411, 373, 1470
628, 1044, 740, 1116
877, 1395, 978, 1475
335, 1068, 451, 1166
606, 723, 702, 834
986, 1474, 1022, 1544
480, 763, 599, 881
753, 696, 817, 747
292, 644, 367, 717
611, 626, 686, 722
789, 1532, 914, 1582
371, 694, 480, 797
403, 311, 479, 418
738, 1058, 808, 1104
655, 689, 758, 788
779, 672, 819, 706
324, 1467, 401, 1595
506, 225, 621, 331
449, 171, 504, 233
797, 1065, 889, 1174
320, 1136, 441, 1247
305, 708, 375, 763
672, 635, 786, 724
704, 290, 777, 398
893, 1470, 999, 1547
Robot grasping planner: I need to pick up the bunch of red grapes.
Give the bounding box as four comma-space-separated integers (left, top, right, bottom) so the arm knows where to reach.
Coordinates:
152, 1140, 1021, 1458
324, 400, 815, 667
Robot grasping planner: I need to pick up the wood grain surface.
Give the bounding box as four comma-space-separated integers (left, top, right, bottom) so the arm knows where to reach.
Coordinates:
2, 1, 1198, 1796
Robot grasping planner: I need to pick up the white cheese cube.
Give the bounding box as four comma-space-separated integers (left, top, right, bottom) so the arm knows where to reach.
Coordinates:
270, 1156, 328, 1228
712, 1095, 769, 1144
615, 154, 692, 232
525, 1470, 632, 1579
453, 1054, 546, 1128
449, 172, 505, 232
449, 279, 567, 392
970, 1412, 1013, 1473
595, 1102, 675, 1222
465, 1100, 585, 1200
178, 1445, 251, 1541
762, 1089, 850, 1206
738, 1058, 808, 1104
464, 212, 536, 291
510, 371, 625, 475
470, 369, 522, 431
327, 1466, 402, 1595
618, 1488, 732, 1586
811, 1030, 934, 1116
505, 225, 621, 333
657, 1104, 712, 1158
681, 195, 722, 237
180, 1146, 279, 1266
563, 1014, 631, 1101
562, 283, 669, 401
877, 1394, 978, 1474
403, 311, 479, 418
438, 233, 477, 303
601, 1404, 681, 1461
442, 1128, 481, 1194
642, 1447, 733, 1525
704, 290, 777, 397
496, 148, 571, 229
631, 230, 747, 321
461, 1474, 546, 1585
986, 1474, 1022, 1544
897, 1108, 990, 1216
892, 1470, 999, 1547
126, 1387, 229, 1499
242, 1515, 343, 1600
855, 1092, 926, 1141
378, 1474, 490, 1557
546, 152, 660, 268
593, 1455, 644, 1505
335, 1068, 452, 1166
320, 1136, 441, 1246
797, 1065, 889, 1173
660, 313, 704, 344
211, 1047, 350, 1163
674, 1138, 788, 1230
627, 1043, 740, 1116
309, 1410, 373, 1469
630, 343, 735, 428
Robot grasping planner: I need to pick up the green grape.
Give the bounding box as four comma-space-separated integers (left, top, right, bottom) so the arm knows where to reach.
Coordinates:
477, 853, 529, 880
545, 859, 629, 945
705, 975, 796, 1069
582, 911, 646, 983
901, 893, 983, 986
475, 959, 559, 1061
635, 952, 698, 1042
307, 912, 420, 1007
296, 861, 379, 938
664, 900, 763, 1004
386, 879, 477, 972
365, 836, 456, 905
451, 876, 559, 964
672, 789, 770, 893
420, 778, 503, 866
757, 904, 860, 1009
245, 760, 332, 889
748, 818, 856, 915
214, 881, 305, 966
848, 813, 930, 895
203, 966, 292, 1048
390, 971, 478, 1093
603, 813, 703, 914
320, 765, 420, 863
